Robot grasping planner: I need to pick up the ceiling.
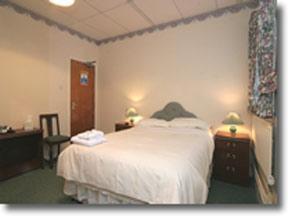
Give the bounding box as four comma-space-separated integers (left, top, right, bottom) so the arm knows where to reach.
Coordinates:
8, 0, 250, 42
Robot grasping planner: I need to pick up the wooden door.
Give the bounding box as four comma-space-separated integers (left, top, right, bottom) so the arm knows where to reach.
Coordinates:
71, 59, 95, 136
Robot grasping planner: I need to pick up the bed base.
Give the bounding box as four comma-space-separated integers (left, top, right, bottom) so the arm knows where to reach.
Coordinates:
63, 163, 213, 204
64, 180, 146, 204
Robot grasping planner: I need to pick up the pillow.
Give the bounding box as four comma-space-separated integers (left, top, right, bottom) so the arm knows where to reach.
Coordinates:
169, 118, 210, 130
136, 118, 169, 128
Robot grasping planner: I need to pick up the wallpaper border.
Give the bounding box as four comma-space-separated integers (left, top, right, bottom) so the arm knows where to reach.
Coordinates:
0, 0, 258, 46
0, 0, 99, 46
98, 0, 259, 45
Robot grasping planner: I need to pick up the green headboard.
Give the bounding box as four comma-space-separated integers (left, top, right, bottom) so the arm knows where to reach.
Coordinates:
151, 102, 197, 121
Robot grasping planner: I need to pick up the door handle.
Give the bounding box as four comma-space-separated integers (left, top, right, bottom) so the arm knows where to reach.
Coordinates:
72, 102, 77, 110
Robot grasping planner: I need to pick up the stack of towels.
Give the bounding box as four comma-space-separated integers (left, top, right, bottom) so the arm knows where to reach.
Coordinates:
71, 129, 106, 146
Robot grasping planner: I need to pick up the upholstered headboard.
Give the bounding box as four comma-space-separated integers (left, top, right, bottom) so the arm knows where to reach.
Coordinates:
151, 102, 197, 121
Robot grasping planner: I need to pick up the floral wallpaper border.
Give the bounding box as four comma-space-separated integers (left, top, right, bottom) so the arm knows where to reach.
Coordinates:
0, 0, 258, 46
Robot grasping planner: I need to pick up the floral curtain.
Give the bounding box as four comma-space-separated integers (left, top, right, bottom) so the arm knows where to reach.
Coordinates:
248, 0, 277, 118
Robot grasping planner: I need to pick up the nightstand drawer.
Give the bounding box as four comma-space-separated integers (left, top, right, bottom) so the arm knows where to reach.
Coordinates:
215, 139, 248, 153
214, 157, 249, 170
214, 150, 247, 164
213, 162, 249, 186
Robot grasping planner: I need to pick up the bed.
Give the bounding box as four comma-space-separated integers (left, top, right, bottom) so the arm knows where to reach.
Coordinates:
57, 102, 214, 204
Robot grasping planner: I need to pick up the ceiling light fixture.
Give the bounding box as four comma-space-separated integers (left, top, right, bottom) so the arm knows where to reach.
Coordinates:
49, 0, 76, 7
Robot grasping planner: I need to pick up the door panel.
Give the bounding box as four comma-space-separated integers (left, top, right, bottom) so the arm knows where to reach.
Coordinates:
71, 59, 95, 136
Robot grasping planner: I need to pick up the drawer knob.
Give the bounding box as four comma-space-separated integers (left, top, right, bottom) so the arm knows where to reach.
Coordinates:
226, 153, 237, 160
232, 143, 237, 148
225, 166, 236, 172
226, 142, 231, 147
226, 166, 236, 173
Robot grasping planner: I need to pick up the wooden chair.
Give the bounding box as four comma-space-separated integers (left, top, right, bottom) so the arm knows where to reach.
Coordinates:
39, 113, 70, 169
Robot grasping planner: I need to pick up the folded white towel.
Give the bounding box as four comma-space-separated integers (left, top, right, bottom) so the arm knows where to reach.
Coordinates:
77, 130, 104, 140
91, 129, 104, 136
71, 136, 106, 146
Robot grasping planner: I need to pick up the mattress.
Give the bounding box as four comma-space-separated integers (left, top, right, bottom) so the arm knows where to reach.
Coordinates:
57, 126, 214, 204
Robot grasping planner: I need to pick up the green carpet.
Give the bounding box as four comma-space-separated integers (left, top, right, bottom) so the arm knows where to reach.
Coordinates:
0, 168, 74, 204
207, 178, 259, 204
0, 167, 259, 204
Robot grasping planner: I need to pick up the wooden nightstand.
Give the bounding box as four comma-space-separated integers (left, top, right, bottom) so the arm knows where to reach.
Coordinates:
115, 122, 133, 132
213, 131, 251, 186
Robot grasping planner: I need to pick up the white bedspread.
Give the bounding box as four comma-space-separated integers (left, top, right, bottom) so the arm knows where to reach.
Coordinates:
57, 127, 214, 204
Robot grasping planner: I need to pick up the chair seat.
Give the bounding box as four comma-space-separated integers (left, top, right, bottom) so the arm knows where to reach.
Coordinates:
44, 135, 70, 144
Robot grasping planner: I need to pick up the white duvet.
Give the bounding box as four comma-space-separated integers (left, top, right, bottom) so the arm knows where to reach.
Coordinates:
57, 126, 214, 204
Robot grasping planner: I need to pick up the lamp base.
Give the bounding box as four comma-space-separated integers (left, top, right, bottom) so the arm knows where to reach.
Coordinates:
129, 119, 134, 126
229, 125, 237, 134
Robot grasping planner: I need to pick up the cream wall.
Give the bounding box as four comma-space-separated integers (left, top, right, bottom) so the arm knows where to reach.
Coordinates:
0, 6, 99, 135
99, 10, 252, 133
0, 5, 252, 135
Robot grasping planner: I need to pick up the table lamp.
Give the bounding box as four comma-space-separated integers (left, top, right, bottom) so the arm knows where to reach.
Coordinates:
222, 112, 244, 134
125, 107, 141, 125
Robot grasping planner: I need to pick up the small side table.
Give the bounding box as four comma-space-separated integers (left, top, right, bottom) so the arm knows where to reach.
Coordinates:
115, 122, 133, 132
213, 131, 251, 186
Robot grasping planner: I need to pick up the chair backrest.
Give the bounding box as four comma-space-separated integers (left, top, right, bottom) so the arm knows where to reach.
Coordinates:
39, 113, 60, 137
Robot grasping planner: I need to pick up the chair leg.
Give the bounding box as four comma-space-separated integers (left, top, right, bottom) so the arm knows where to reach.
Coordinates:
41, 143, 44, 169
49, 145, 53, 169
58, 144, 60, 158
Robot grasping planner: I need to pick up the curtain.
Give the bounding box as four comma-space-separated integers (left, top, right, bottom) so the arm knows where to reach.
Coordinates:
248, 0, 277, 119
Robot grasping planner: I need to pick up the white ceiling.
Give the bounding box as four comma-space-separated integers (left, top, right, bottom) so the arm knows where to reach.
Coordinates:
9, 0, 248, 41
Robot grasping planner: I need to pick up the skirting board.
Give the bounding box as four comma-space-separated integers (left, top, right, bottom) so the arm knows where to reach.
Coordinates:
255, 167, 277, 204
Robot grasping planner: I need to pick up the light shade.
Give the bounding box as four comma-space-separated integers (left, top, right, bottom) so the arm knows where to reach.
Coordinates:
49, 0, 75, 7
126, 107, 138, 118
125, 107, 142, 124
222, 112, 244, 125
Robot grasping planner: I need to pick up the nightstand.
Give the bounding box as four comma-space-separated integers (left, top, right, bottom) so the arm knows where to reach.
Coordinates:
115, 122, 133, 132
213, 131, 251, 186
